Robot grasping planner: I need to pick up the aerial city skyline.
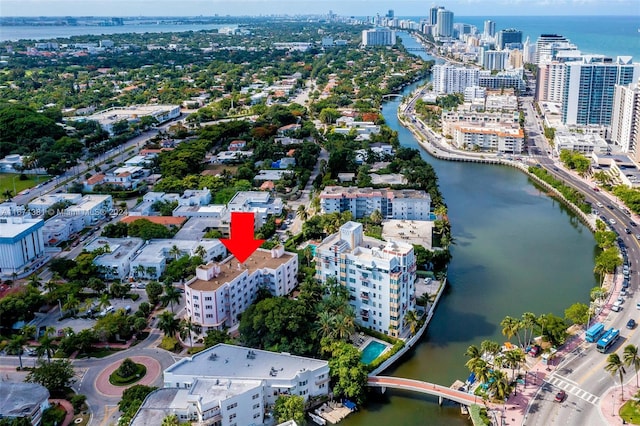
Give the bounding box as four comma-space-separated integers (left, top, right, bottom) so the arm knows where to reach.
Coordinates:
2, 0, 639, 17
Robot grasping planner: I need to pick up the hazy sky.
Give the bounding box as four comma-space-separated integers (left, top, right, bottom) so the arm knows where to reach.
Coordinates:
2, 0, 639, 17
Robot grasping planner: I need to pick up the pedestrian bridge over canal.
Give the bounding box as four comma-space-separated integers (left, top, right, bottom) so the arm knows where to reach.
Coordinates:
367, 376, 497, 408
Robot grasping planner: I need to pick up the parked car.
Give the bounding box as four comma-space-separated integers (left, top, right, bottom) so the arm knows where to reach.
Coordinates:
627, 319, 636, 329
528, 345, 541, 357
555, 390, 566, 402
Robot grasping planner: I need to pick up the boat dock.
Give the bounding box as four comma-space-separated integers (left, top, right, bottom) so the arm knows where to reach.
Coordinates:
313, 401, 355, 424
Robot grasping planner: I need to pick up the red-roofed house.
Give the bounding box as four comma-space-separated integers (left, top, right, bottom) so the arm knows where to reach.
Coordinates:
229, 140, 247, 151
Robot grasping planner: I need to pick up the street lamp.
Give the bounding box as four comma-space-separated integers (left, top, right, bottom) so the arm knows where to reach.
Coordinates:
11, 175, 18, 197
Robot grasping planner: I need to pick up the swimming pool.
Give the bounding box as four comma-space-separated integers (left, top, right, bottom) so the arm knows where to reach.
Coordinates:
360, 340, 388, 364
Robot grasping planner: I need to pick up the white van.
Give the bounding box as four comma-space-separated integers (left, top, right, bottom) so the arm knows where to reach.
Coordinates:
612, 301, 623, 312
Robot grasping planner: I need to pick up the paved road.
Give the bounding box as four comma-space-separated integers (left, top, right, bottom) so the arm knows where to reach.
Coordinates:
0, 330, 180, 426
402, 84, 640, 425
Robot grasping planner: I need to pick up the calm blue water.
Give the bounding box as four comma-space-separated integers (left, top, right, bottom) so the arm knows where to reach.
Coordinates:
0, 23, 237, 42
407, 15, 639, 59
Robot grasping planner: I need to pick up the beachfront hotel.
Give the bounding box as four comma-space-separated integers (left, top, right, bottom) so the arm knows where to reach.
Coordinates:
184, 247, 298, 331
315, 222, 416, 338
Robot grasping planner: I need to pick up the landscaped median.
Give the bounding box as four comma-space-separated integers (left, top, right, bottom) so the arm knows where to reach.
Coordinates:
109, 358, 147, 386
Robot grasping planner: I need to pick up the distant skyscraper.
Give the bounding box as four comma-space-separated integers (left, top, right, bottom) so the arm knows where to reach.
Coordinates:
482, 50, 510, 71
483, 20, 496, 38
387, 9, 394, 18
436, 8, 454, 38
562, 56, 640, 126
497, 29, 523, 50
362, 28, 396, 46
429, 5, 443, 26
522, 37, 535, 64
535, 34, 578, 64
611, 79, 640, 160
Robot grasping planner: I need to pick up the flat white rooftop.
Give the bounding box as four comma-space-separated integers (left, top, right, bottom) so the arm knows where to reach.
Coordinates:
165, 344, 327, 380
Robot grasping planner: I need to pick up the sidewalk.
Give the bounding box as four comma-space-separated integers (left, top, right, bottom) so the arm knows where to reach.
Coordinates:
600, 377, 639, 425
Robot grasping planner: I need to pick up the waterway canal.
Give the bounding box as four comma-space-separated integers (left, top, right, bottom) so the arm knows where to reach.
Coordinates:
339, 33, 599, 425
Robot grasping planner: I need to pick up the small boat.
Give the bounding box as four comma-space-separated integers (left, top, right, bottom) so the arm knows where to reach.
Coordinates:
308, 412, 327, 425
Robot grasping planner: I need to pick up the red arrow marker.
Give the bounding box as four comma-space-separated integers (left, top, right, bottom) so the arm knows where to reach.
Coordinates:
220, 212, 265, 263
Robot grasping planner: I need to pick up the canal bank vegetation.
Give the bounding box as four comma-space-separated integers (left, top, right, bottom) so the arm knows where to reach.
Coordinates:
559, 150, 590, 176
528, 166, 591, 213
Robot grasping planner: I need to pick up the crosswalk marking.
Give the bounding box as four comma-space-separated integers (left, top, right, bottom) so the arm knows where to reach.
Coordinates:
545, 375, 600, 405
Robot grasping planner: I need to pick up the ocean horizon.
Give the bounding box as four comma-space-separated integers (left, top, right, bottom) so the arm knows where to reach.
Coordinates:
1, 15, 637, 59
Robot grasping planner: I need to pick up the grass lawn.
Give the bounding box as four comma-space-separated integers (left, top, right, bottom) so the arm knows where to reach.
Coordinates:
620, 400, 640, 424
0, 173, 51, 197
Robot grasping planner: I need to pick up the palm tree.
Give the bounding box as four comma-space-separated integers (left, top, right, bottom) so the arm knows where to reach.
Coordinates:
37, 326, 56, 363
296, 205, 308, 221
487, 370, 511, 402
157, 311, 180, 337
537, 314, 549, 341
521, 312, 537, 347
370, 209, 383, 225
480, 340, 501, 366
134, 265, 145, 279
27, 274, 42, 289
500, 316, 523, 348
169, 245, 181, 260
593, 261, 609, 286
22, 325, 36, 341
434, 204, 448, 219
162, 283, 182, 313
605, 353, 627, 400
303, 246, 313, 266
7, 334, 27, 369
464, 344, 481, 361
3, 189, 13, 201
96, 293, 111, 312
194, 245, 207, 259
317, 311, 337, 341
63, 294, 80, 315
334, 310, 356, 341
471, 358, 491, 384
623, 344, 640, 388
403, 310, 420, 335
504, 348, 526, 380
161, 414, 179, 426
180, 318, 194, 348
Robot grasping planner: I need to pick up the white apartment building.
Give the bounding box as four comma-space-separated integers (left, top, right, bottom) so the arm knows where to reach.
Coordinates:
86, 237, 144, 280
131, 344, 330, 425
452, 123, 524, 153
42, 214, 84, 246
536, 61, 566, 102
173, 191, 283, 231
362, 28, 396, 46
64, 195, 113, 226
535, 34, 578, 64
27, 193, 83, 216
561, 55, 640, 126
320, 186, 431, 221
164, 344, 330, 404
432, 64, 479, 94
554, 132, 610, 156
129, 239, 226, 280
177, 189, 211, 207
185, 247, 298, 330
0, 216, 45, 278
315, 222, 416, 337
481, 50, 509, 71
611, 79, 640, 162
442, 110, 520, 135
